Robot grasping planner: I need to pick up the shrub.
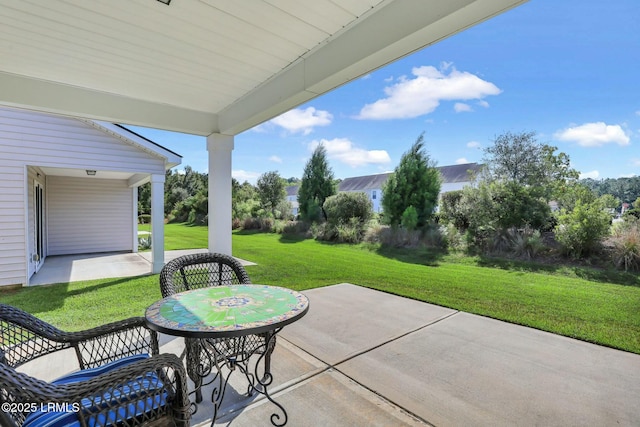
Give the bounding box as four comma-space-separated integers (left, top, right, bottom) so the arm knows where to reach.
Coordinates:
282, 220, 310, 236
242, 217, 274, 231
609, 220, 640, 271
441, 223, 466, 252
422, 224, 447, 249
334, 218, 363, 243
555, 200, 611, 258
623, 209, 640, 221
512, 227, 546, 259
323, 192, 373, 225
439, 190, 468, 230
363, 224, 423, 248
401, 206, 419, 231
138, 214, 151, 224
300, 199, 323, 223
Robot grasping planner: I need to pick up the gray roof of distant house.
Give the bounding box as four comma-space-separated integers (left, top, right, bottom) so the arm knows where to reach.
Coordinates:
339, 173, 391, 192
338, 163, 483, 192
438, 163, 483, 183
286, 186, 299, 197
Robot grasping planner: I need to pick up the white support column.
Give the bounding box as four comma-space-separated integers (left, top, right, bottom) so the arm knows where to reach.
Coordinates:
132, 187, 139, 253
207, 133, 234, 255
150, 174, 165, 274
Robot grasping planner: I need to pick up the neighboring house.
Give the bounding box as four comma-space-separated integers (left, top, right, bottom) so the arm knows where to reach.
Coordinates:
0, 106, 181, 288
286, 186, 299, 217
338, 173, 389, 213
338, 163, 483, 213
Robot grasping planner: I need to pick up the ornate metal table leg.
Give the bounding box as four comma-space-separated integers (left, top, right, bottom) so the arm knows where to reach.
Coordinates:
235, 328, 288, 426
192, 329, 289, 426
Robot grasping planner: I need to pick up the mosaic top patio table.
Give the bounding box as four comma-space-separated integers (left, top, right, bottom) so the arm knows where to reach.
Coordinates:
145, 284, 309, 426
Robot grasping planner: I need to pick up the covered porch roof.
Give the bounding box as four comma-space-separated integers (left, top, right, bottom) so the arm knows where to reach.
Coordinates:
0, 0, 526, 137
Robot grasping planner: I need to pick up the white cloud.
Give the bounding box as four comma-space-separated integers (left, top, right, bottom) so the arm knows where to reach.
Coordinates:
579, 170, 600, 179
635, 110, 640, 116
456, 158, 469, 164
269, 155, 282, 163
467, 141, 481, 148
356, 65, 501, 120
270, 107, 333, 135
232, 169, 261, 184
454, 103, 473, 113
309, 138, 391, 167
554, 122, 630, 147
477, 100, 490, 108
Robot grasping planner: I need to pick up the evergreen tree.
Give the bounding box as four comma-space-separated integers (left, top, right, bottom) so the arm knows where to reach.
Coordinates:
298, 144, 335, 221
257, 171, 286, 218
381, 133, 441, 228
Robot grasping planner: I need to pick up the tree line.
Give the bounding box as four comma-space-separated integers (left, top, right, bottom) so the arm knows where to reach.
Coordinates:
137, 131, 640, 269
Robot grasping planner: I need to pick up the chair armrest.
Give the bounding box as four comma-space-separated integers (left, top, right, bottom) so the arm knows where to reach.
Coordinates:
67, 317, 160, 369
0, 303, 158, 369
1, 354, 190, 427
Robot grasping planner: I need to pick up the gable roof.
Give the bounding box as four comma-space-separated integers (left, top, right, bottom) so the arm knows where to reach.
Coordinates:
286, 186, 299, 197
339, 173, 391, 192
338, 163, 483, 192
438, 163, 484, 183
81, 120, 181, 170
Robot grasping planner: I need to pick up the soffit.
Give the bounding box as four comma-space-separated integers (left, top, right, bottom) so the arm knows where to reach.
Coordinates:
0, 0, 527, 136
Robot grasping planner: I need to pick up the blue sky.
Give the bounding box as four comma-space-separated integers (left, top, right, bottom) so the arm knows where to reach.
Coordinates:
130, 0, 640, 184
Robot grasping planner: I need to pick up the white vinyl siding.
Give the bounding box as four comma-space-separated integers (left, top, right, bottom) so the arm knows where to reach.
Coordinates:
0, 109, 164, 173
0, 106, 169, 286
47, 177, 133, 255
0, 164, 26, 287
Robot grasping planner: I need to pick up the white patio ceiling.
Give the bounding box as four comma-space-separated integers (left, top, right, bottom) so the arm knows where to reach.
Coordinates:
0, 0, 526, 137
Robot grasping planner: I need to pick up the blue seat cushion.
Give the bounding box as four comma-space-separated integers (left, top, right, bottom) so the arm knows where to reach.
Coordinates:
22, 354, 168, 427
51, 354, 149, 385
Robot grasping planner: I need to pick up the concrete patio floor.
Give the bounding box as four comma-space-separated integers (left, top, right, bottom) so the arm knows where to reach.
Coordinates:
28, 250, 254, 286
19, 256, 640, 426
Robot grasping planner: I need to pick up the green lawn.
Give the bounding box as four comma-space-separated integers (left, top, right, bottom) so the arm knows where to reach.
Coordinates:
3, 223, 640, 355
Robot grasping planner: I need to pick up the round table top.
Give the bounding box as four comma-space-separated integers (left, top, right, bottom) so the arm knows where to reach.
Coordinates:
145, 285, 309, 338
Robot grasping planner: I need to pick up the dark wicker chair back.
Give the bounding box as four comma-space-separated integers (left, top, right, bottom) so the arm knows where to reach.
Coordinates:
0, 304, 191, 427
160, 252, 251, 297
0, 304, 71, 368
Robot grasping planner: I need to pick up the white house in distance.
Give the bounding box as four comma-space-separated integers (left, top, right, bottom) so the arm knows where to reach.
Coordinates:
0, 106, 181, 288
286, 186, 300, 217
338, 163, 483, 212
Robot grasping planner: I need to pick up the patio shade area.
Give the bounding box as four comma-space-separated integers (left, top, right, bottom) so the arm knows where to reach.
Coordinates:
23, 284, 640, 426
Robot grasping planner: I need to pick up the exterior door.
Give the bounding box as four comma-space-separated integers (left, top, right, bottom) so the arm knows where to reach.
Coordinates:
34, 180, 45, 273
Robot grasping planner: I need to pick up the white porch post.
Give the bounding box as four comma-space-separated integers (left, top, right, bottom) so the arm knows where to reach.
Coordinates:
132, 187, 139, 253
207, 133, 233, 255
150, 173, 165, 273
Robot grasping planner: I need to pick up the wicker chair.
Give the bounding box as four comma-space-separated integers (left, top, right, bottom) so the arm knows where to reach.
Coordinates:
159, 253, 275, 403
0, 303, 191, 427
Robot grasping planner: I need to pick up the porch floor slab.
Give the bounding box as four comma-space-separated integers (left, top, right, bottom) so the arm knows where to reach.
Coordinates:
28, 249, 254, 286
17, 283, 640, 426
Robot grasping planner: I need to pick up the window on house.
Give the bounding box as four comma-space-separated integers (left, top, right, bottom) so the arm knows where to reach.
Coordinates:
372, 190, 376, 200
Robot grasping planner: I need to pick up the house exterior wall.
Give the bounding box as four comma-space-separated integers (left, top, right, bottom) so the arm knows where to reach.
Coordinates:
0, 106, 168, 287
0, 164, 25, 287
47, 176, 133, 255
440, 181, 470, 193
